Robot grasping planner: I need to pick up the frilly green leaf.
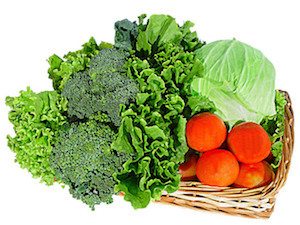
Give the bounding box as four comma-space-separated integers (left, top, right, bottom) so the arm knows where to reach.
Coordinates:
6, 87, 68, 185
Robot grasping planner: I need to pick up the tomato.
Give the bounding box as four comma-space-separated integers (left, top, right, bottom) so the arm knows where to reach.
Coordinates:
227, 122, 271, 163
233, 162, 265, 188
233, 161, 274, 188
186, 112, 227, 152
258, 161, 275, 187
179, 152, 199, 180
196, 149, 239, 187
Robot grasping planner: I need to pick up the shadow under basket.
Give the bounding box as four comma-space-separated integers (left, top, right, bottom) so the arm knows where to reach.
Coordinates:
159, 90, 294, 219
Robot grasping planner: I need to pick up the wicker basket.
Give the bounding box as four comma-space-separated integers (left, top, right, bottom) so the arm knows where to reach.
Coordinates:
159, 91, 294, 219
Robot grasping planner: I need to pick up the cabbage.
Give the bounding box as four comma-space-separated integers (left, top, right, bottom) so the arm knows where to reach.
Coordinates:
191, 39, 276, 127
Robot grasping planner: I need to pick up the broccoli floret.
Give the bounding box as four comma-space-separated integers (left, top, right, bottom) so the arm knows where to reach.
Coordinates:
62, 48, 139, 126
89, 48, 129, 75
61, 71, 101, 120
48, 37, 101, 92
50, 120, 130, 209
91, 71, 139, 126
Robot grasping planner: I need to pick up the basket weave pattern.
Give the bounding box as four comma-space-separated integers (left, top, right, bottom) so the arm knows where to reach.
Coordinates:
159, 91, 294, 218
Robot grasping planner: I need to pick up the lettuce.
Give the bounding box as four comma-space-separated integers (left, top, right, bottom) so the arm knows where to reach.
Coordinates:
136, 15, 182, 54
6, 88, 68, 184
191, 39, 276, 127
112, 15, 205, 209
261, 91, 286, 168
112, 57, 191, 208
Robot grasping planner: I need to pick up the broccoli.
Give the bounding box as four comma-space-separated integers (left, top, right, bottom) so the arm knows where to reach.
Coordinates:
50, 120, 131, 209
48, 37, 101, 92
89, 48, 129, 75
61, 71, 100, 120
62, 48, 139, 126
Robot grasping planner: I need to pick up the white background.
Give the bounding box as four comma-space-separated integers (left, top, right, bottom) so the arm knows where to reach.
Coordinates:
0, 0, 299, 224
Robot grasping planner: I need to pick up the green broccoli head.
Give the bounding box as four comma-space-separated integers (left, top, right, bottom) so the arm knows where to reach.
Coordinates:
61, 71, 100, 120
47, 37, 101, 92
62, 48, 139, 126
50, 120, 130, 209
89, 48, 129, 75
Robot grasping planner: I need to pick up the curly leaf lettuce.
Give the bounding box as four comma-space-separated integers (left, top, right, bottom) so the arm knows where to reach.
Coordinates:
261, 91, 286, 169
136, 14, 182, 54
6, 88, 68, 185
112, 15, 205, 209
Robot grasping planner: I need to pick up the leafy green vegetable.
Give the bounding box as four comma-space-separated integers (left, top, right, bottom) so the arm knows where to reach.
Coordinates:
188, 94, 216, 115
180, 20, 205, 52
135, 14, 203, 56
50, 120, 131, 209
62, 48, 139, 126
261, 91, 286, 168
114, 19, 138, 50
6, 88, 67, 185
136, 14, 182, 54
6, 13, 285, 211
112, 14, 205, 209
48, 37, 113, 92
191, 39, 276, 127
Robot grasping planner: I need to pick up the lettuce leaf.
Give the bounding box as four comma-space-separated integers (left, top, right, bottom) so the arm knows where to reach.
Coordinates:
188, 94, 216, 115
261, 91, 286, 168
112, 58, 190, 208
136, 14, 182, 54
6, 88, 68, 184
191, 39, 276, 127
112, 15, 205, 209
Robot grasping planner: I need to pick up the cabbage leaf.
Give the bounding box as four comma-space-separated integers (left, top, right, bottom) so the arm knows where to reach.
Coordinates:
191, 39, 276, 127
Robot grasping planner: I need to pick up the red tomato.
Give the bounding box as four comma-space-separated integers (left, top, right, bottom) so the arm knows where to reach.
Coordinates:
196, 149, 239, 187
179, 153, 199, 180
233, 162, 265, 188
258, 161, 275, 187
186, 112, 227, 152
233, 161, 274, 188
227, 122, 271, 163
